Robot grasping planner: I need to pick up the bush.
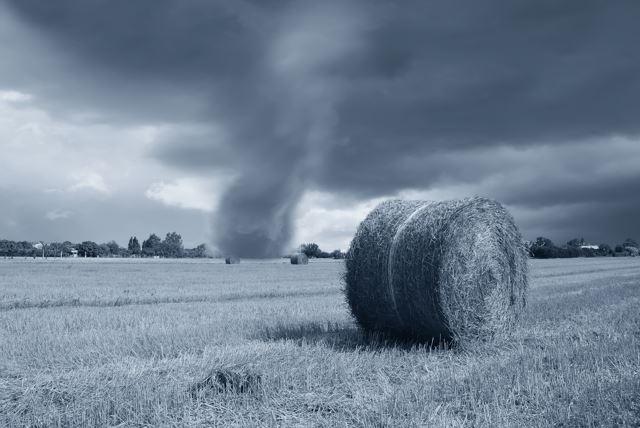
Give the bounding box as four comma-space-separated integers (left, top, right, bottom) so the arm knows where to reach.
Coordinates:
77, 241, 100, 257
301, 243, 321, 258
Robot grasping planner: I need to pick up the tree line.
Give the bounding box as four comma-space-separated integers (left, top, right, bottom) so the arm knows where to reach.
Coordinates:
528, 237, 639, 259
299, 243, 345, 259
5, 235, 635, 260
0, 232, 210, 258
299, 237, 640, 261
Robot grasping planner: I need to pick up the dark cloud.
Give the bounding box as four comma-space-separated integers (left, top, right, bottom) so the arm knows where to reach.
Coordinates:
513, 198, 640, 247
149, 128, 237, 172
3, 0, 640, 254
318, 0, 640, 190
5, 1, 269, 79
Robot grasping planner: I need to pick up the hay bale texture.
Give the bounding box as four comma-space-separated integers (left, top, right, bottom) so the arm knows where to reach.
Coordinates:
345, 197, 528, 342
290, 253, 309, 265
225, 256, 240, 264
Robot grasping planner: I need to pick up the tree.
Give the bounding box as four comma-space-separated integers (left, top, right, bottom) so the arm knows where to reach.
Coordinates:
62, 241, 74, 257
0, 241, 36, 257
330, 249, 345, 259
301, 243, 321, 258
105, 241, 120, 256
128, 236, 141, 256
184, 243, 208, 258
0, 240, 16, 258
18, 241, 37, 257
530, 237, 558, 258
46, 242, 73, 257
98, 243, 111, 257
534, 237, 554, 248
142, 233, 162, 257
598, 244, 614, 257
77, 241, 99, 257
566, 237, 585, 248
192, 243, 208, 258
162, 232, 183, 258
623, 238, 638, 249
561, 246, 582, 258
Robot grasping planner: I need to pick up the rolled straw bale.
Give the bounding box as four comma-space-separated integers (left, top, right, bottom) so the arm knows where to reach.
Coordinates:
345, 197, 528, 342
225, 256, 241, 264
290, 253, 309, 265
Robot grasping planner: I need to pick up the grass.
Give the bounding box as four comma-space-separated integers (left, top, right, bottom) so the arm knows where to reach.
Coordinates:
0, 257, 639, 427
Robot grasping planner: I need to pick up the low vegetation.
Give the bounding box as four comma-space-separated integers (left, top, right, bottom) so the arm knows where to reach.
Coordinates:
299, 243, 345, 259
1, 257, 639, 426
0, 233, 208, 259
528, 236, 639, 259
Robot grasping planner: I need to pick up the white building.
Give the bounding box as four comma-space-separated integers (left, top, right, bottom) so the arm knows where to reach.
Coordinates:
580, 244, 599, 250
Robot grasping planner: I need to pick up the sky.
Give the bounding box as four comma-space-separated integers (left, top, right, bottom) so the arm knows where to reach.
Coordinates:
1, 1, 639, 255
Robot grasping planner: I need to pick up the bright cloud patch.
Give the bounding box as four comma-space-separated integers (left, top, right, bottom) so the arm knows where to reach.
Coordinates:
293, 190, 386, 252
145, 178, 218, 212
68, 171, 110, 194
45, 209, 73, 220
0, 90, 32, 103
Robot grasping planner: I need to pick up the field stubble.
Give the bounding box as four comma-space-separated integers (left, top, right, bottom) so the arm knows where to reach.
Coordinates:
0, 257, 639, 427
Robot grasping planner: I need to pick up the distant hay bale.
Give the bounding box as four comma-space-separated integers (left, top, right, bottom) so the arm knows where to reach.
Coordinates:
345, 197, 528, 343
290, 253, 309, 265
225, 256, 241, 264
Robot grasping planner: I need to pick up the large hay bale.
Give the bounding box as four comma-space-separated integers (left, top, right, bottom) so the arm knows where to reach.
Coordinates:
290, 253, 309, 265
225, 256, 241, 264
345, 197, 528, 342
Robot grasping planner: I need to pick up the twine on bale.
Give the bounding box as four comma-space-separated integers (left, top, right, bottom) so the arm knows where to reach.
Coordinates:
344, 197, 528, 343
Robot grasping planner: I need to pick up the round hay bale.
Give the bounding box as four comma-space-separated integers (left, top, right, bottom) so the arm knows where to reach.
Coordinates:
290, 253, 309, 265
225, 256, 241, 264
345, 197, 528, 342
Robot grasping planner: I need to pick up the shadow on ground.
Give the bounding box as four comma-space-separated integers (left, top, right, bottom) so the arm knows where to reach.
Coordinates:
257, 321, 452, 352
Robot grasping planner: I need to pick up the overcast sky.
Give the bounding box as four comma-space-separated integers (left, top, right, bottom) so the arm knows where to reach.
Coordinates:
1, 1, 639, 255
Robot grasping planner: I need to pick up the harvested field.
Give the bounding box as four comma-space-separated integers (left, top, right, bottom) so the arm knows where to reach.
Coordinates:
1, 257, 639, 427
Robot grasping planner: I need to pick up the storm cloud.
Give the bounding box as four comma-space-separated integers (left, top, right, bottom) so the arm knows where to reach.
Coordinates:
2, 0, 640, 254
